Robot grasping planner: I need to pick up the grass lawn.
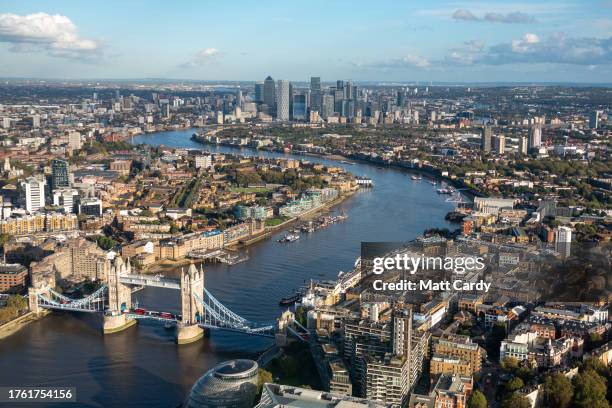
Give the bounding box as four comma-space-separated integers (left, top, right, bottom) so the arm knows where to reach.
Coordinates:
265, 216, 289, 227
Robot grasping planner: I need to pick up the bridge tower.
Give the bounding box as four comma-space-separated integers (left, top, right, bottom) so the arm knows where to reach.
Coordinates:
103, 256, 136, 334
176, 263, 205, 344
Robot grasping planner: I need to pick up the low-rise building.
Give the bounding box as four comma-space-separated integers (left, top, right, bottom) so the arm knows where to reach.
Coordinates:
0, 263, 28, 292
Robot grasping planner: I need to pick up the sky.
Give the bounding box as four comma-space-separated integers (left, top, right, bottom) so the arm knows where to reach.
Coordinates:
0, 0, 611, 83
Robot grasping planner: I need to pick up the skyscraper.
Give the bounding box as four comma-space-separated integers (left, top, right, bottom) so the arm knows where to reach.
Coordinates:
528, 124, 542, 151
480, 126, 492, 153
236, 89, 243, 109
310, 77, 321, 113
519, 135, 528, 155
263, 76, 276, 113
292, 92, 308, 121
322, 95, 334, 119
275, 80, 290, 121
493, 134, 505, 155
20, 176, 46, 213
51, 159, 70, 191
254, 82, 264, 103
555, 226, 572, 258
589, 110, 600, 129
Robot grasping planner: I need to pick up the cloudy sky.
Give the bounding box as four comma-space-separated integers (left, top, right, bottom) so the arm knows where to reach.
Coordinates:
1, 0, 611, 82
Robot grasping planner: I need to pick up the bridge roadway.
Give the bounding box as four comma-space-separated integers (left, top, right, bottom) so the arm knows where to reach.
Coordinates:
118, 274, 180, 289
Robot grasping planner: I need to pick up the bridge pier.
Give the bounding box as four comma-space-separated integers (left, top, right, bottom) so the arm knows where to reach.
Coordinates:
103, 313, 137, 334
28, 287, 42, 315
176, 324, 204, 344
177, 263, 205, 345
103, 257, 135, 334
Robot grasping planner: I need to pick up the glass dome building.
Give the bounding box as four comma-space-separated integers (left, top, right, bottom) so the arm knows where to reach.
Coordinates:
184, 359, 260, 408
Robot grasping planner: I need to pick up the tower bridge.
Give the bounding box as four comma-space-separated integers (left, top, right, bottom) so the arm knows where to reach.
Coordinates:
27, 256, 285, 345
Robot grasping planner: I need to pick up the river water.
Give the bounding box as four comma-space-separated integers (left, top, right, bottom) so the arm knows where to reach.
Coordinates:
0, 129, 455, 408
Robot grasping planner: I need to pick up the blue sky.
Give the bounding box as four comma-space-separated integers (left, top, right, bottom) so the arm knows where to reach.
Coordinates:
1, 0, 611, 82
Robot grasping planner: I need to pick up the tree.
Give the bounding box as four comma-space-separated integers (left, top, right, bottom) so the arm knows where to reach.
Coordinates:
501, 392, 531, 408
467, 389, 487, 408
0, 233, 9, 248
572, 369, 609, 408
543, 373, 573, 408
500, 356, 519, 372
505, 376, 524, 393
583, 357, 611, 378
96, 235, 117, 251
6, 295, 27, 311
258, 368, 273, 393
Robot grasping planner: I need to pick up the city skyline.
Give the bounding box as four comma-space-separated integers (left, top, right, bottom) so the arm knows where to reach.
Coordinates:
1, 0, 612, 83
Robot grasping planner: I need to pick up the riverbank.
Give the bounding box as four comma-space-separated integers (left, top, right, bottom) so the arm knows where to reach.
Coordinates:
188, 131, 479, 202
143, 190, 357, 275
0, 310, 50, 340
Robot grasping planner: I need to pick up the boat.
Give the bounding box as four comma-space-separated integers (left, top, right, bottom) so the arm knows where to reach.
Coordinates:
411, 175, 422, 180
437, 188, 452, 194
279, 293, 300, 305
278, 233, 300, 243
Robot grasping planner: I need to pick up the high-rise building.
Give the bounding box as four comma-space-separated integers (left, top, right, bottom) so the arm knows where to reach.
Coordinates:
344, 80, 354, 100
528, 124, 542, 151
556, 226, 572, 243
556, 226, 572, 258
51, 159, 70, 191
589, 110, 600, 129
32, 114, 41, 128
236, 89, 243, 109
263, 76, 276, 113
519, 135, 529, 155
20, 177, 46, 213
310, 77, 322, 113
275, 80, 290, 121
480, 126, 492, 153
493, 134, 505, 155
322, 95, 335, 119
254, 82, 264, 103
292, 92, 308, 121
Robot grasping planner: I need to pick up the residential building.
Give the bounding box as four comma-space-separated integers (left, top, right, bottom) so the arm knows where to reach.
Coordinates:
20, 176, 46, 213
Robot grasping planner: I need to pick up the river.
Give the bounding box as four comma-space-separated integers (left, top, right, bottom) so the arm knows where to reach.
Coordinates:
0, 129, 456, 408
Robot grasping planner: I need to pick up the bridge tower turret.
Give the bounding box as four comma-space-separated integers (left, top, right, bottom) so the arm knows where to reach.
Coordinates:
177, 263, 205, 344
107, 256, 132, 313
103, 256, 136, 334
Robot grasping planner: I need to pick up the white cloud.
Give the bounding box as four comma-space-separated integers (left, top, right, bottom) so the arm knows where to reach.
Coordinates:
448, 33, 612, 66
196, 48, 219, 58
0, 12, 100, 59
452, 9, 535, 23
397, 54, 431, 69
180, 48, 222, 68
452, 9, 478, 21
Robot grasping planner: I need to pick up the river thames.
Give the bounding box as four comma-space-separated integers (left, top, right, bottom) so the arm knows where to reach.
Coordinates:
0, 129, 456, 408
